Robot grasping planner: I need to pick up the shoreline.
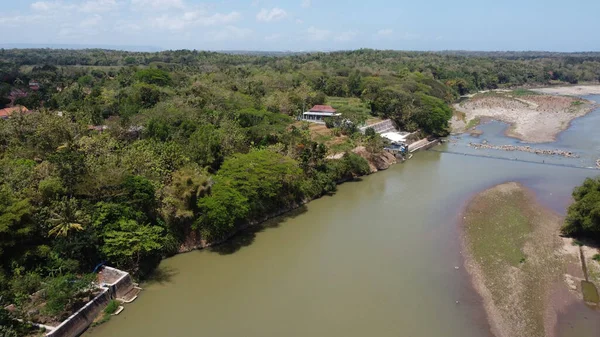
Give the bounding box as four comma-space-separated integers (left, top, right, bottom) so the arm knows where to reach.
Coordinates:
176, 149, 398, 254
460, 182, 571, 337
453, 89, 598, 143
531, 85, 600, 96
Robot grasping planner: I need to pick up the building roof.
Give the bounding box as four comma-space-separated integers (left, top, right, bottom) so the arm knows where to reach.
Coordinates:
0, 106, 29, 119
381, 132, 409, 144
309, 105, 336, 113
303, 111, 341, 116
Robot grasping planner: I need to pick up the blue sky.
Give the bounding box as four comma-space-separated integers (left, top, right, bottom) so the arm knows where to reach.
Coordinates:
1, 0, 599, 51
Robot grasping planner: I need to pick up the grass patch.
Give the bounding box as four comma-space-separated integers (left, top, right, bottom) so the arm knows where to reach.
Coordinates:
463, 183, 560, 337
465, 117, 480, 130
571, 100, 585, 107
326, 97, 372, 126
91, 300, 120, 327
581, 280, 599, 304
511, 89, 540, 96
464, 185, 530, 271
329, 140, 356, 154
593, 254, 600, 262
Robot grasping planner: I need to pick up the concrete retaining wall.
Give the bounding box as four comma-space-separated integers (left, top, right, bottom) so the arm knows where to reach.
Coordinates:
46, 289, 110, 337
43, 266, 136, 337
359, 119, 396, 134
100, 266, 134, 299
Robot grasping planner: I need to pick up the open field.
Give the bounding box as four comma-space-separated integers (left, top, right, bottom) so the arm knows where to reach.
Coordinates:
453, 90, 595, 142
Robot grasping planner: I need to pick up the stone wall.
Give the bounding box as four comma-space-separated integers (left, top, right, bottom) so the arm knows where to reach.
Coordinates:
46, 289, 110, 337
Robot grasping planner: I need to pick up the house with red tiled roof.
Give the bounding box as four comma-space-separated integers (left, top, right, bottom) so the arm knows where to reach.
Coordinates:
302, 105, 341, 123
0, 106, 29, 119
29, 81, 40, 91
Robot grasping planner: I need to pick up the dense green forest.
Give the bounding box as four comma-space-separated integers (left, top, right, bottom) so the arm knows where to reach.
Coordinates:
1, 48, 599, 333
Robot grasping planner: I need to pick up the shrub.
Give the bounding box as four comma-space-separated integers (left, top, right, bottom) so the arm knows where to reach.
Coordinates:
104, 300, 120, 315
562, 177, 600, 242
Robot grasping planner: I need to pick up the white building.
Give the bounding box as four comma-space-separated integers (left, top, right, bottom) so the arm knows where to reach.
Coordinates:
302, 105, 341, 123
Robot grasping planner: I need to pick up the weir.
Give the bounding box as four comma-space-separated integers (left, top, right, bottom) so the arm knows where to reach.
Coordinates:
40, 266, 140, 337
428, 148, 599, 171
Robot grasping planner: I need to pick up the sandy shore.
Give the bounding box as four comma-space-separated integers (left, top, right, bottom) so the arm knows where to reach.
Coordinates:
453, 91, 595, 143
461, 182, 572, 337
532, 85, 600, 96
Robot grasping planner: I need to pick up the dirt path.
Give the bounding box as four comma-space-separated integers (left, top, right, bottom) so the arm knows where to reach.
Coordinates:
453, 91, 595, 143
462, 182, 570, 337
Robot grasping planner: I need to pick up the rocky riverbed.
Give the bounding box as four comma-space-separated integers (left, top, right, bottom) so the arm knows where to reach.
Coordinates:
469, 143, 579, 158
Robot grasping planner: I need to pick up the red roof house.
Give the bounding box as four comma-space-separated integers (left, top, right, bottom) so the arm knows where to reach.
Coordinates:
0, 106, 29, 119
303, 105, 341, 123
309, 105, 337, 113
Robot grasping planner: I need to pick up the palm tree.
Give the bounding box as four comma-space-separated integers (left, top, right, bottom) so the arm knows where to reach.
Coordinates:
48, 197, 88, 237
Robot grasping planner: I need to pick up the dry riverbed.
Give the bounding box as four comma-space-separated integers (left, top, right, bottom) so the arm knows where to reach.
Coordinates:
461, 182, 599, 337
453, 90, 596, 143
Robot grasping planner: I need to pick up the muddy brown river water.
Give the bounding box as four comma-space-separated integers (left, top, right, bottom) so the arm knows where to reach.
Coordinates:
86, 99, 600, 337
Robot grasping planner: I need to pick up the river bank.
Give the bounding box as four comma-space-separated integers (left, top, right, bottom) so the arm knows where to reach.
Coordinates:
532, 85, 600, 96
177, 148, 397, 253
461, 182, 600, 337
453, 90, 596, 143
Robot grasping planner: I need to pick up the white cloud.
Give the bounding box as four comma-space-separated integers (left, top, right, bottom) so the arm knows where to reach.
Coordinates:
0, 14, 48, 26
376, 29, 393, 36
335, 30, 358, 42
295, 18, 304, 24
206, 25, 253, 41
30, 0, 117, 13
306, 26, 331, 41
79, 0, 118, 13
80, 14, 103, 27
152, 11, 241, 30
131, 0, 185, 11
31, 1, 59, 11
265, 33, 283, 41
301, 0, 311, 8
256, 8, 288, 22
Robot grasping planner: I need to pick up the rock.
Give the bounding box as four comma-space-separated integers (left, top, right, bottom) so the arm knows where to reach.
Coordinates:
352, 146, 397, 173
468, 142, 579, 158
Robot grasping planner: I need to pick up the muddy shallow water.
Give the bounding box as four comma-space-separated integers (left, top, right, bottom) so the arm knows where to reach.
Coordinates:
86, 100, 600, 337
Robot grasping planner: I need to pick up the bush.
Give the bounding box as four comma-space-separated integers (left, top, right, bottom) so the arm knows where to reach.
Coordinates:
43, 273, 95, 317
104, 300, 120, 315
562, 177, 600, 241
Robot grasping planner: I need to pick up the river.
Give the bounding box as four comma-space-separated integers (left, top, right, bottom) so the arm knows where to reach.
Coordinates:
86, 97, 600, 337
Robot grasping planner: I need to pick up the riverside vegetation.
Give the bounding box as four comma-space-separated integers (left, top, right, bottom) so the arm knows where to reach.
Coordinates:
1, 49, 600, 335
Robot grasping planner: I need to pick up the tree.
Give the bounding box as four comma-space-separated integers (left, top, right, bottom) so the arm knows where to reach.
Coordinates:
562, 177, 600, 241
135, 68, 172, 86
43, 273, 95, 316
0, 185, 35, 268
188, 124, 223, 169
214, 149, 303, 217
101, 219, 165, 272
195, 181, 249, 240
47, 197, 88, 238
161, 165, 211, 222
348, 70, 363, 97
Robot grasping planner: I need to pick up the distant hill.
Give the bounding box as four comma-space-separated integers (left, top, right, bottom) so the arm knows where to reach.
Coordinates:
0, 43, 162, 52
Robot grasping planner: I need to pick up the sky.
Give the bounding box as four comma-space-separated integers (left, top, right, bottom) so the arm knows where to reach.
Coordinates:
0, 0, 599, 52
